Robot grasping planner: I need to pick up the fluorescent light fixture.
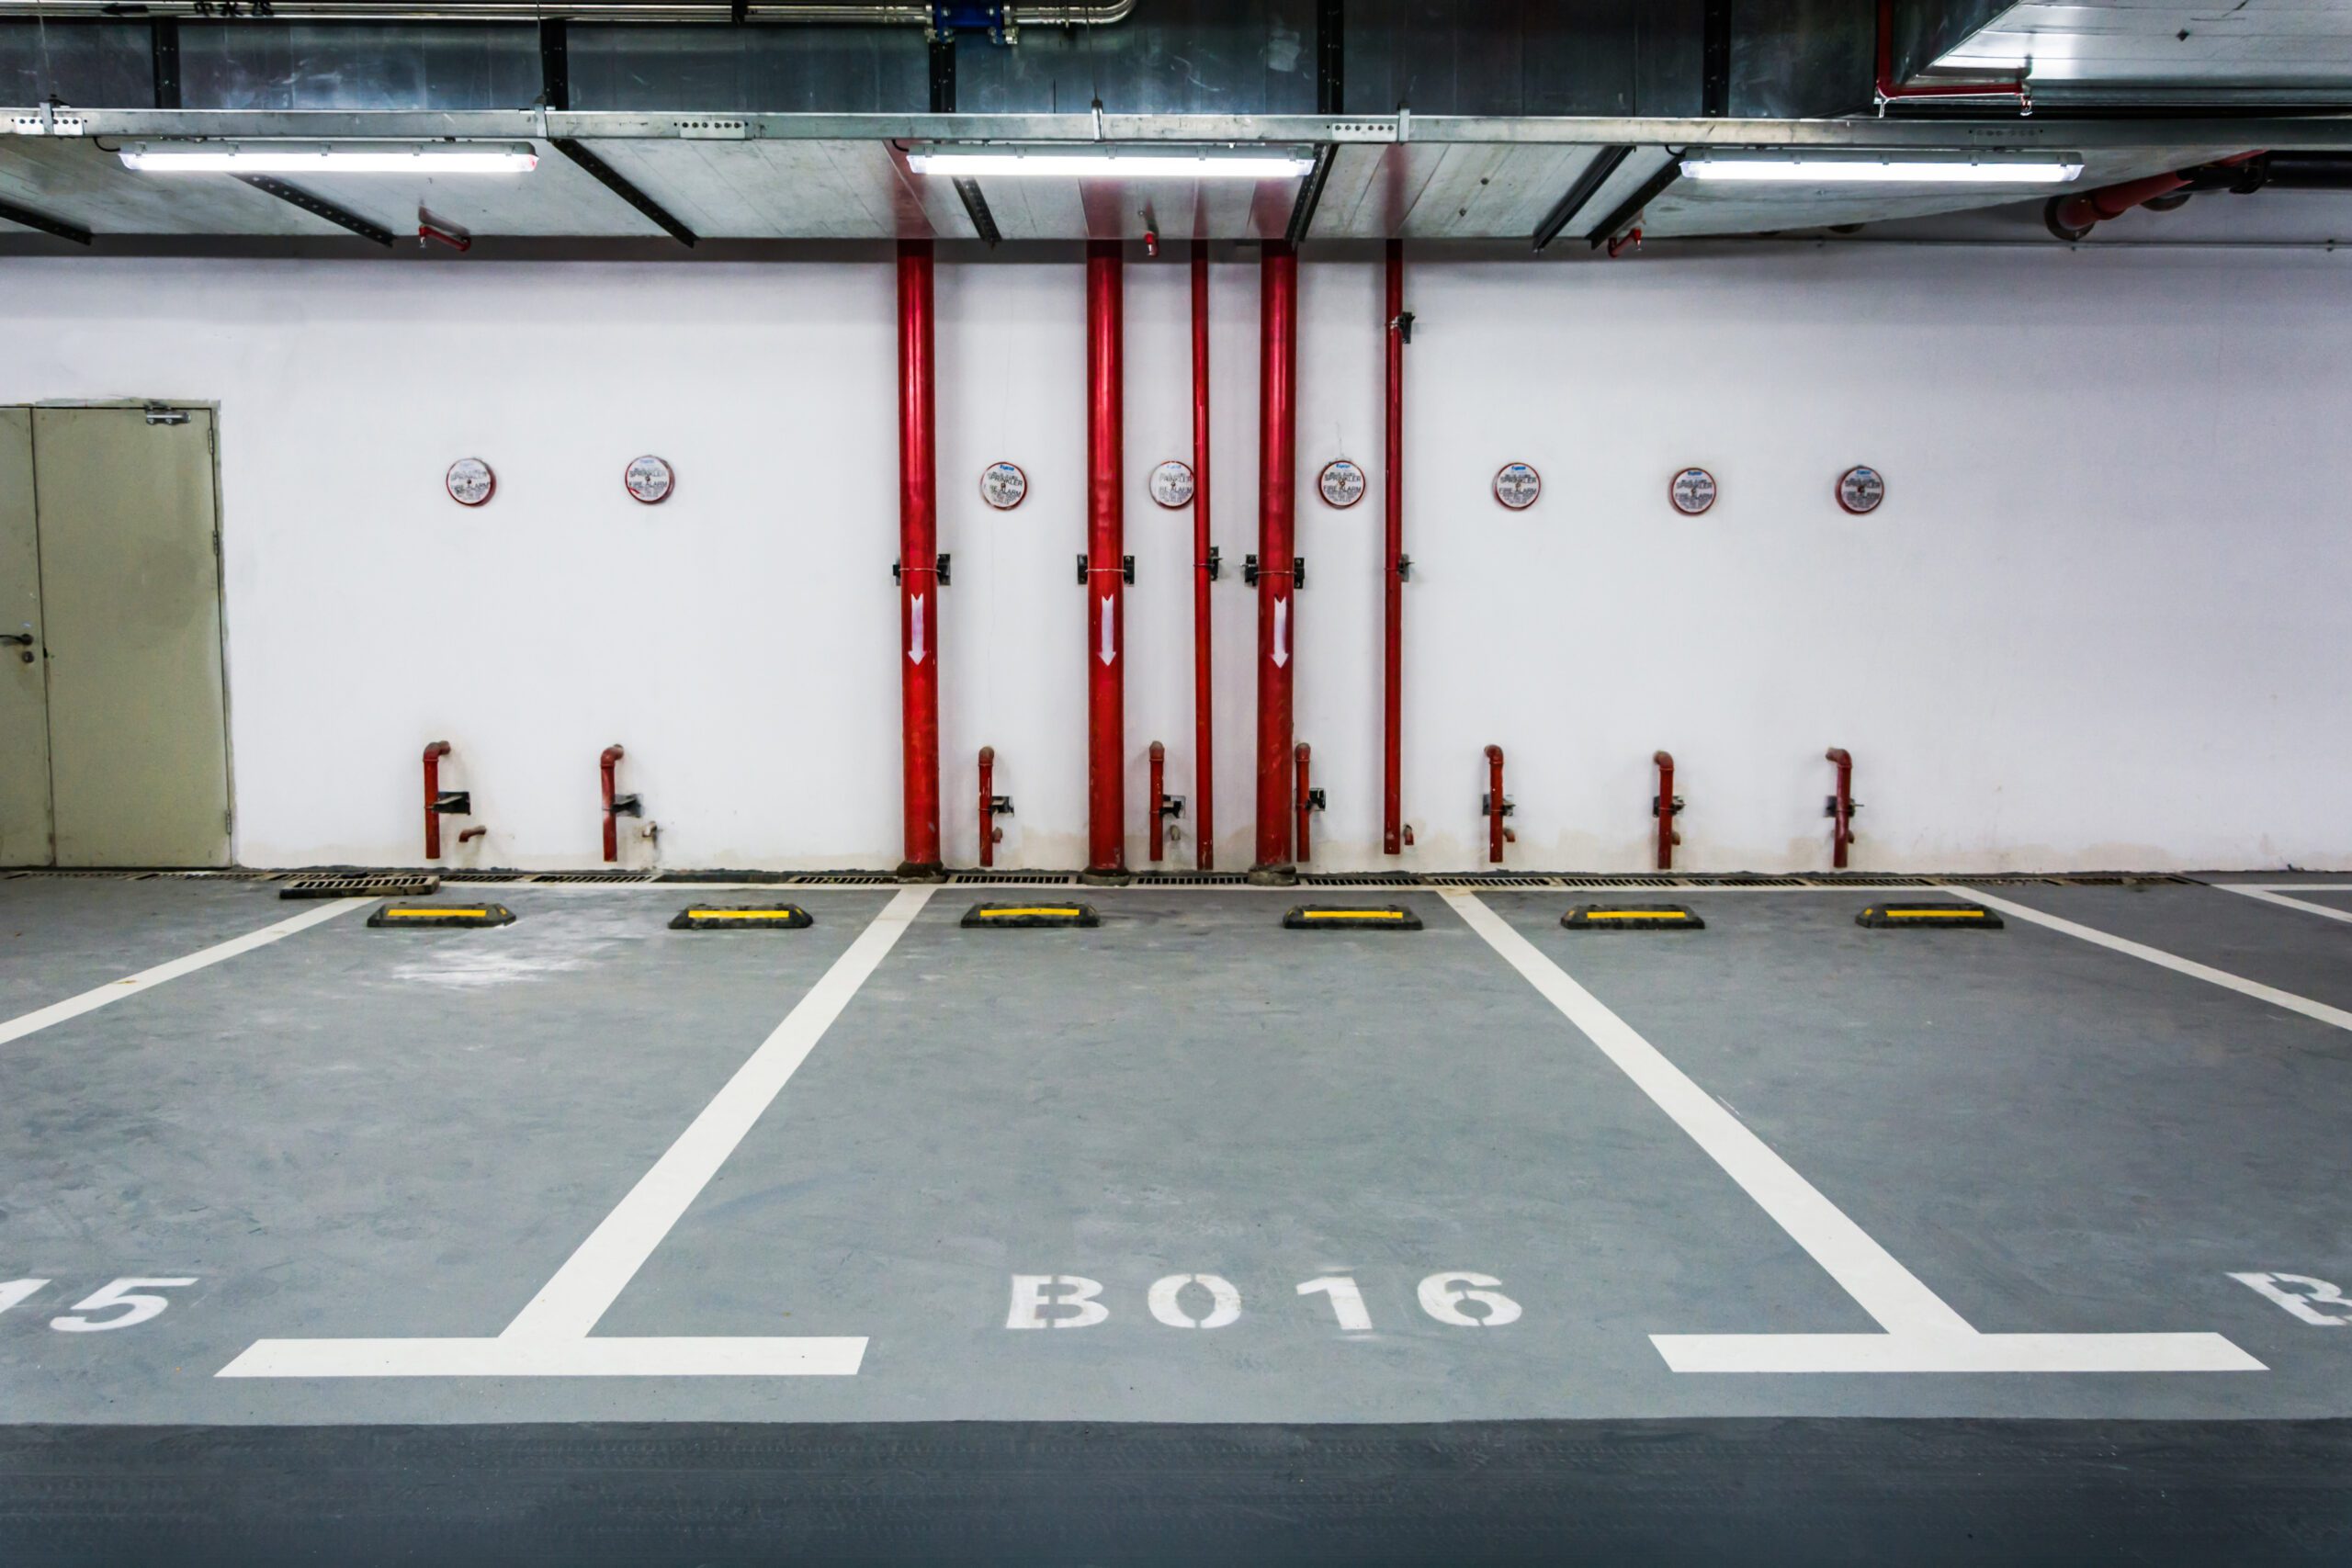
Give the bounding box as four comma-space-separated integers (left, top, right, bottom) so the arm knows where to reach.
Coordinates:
1679, 151, 2083, 185
908, 145, 1313, 180
120, 142, 537, 175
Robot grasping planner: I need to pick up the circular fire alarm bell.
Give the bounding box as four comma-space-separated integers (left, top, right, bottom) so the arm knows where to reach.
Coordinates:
1317, 459, 1366, 509
625, 455, 675, 504
446, 458, 494, 507
1493, 462, 1542, 510
1838, 465, 1886, 514
1149, 459, 1195, 509
1669, 467, 1718, 515
980, 461, 1028, 510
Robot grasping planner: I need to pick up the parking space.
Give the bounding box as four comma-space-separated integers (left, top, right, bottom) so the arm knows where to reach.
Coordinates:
0, 874, 294, 1017
3, 876, 2351, 1431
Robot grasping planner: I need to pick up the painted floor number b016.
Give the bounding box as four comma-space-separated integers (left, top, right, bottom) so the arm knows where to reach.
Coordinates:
1008, 1272, 1521, 1331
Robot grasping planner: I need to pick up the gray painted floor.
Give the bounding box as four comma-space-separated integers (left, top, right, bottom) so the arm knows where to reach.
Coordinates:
4, 876, 2351, 1426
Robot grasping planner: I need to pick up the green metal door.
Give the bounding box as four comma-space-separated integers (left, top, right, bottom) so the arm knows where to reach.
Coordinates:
30, 407, 231, 868
0, 409, 51, 866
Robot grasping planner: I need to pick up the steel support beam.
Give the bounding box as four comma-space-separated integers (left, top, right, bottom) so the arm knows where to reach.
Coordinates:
234, 175, 395, 244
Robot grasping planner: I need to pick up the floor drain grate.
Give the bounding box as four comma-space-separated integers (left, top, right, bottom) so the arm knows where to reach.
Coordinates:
533, 871, 656, 884
1302, 872, 1421, 886
281, 874, 439, 899
949, 872, 1080, 885
788, 873, 899, 886
1134, 873, 1250, 886
1422, 873, 1561, 887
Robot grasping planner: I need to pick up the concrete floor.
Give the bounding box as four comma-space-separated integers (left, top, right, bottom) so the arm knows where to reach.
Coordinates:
5, 872, 2352, 1558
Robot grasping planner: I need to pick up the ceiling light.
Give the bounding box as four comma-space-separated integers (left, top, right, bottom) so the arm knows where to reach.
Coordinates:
1679, 151, 2083, 185
120, 142, 538, 175
908, 146, 1313, 180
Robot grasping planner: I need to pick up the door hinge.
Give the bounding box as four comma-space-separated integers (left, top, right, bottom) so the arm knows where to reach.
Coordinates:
223, 806, 234, 834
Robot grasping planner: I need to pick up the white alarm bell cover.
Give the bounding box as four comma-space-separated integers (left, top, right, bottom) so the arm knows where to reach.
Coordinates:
625, 455, 674, 504
1318, 459, 1366, 509
446, 457, 494, 506
980, 461, 1028, 510
1670, 467, 1718, 515
1149, 459, 1195, 509
1838, 465, 1886, 514
1494, 462, 1541, 510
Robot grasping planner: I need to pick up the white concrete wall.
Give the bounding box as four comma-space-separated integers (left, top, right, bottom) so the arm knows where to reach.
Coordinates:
3, 244, 2346, 873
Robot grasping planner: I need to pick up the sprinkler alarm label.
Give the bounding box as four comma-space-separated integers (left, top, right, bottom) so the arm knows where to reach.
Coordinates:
980, 461, 1028, 510
1494, 463, 1541, 510
625, 455, 674, 504
1317, 459, 1366, 509
1838, 465, 1886, 514
1670, 468, 1717, 515
1149, 459, 1195, 509
445, 458, 494, 506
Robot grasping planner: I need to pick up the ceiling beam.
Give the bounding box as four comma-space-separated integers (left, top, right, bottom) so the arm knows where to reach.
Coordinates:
0, 197, 93, 245
233, 175, 395, 245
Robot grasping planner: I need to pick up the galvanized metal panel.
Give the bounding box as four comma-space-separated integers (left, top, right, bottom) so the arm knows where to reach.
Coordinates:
1344, 0, 1702, 116
582, 136, 966, 236
0, 136, 343, 235
567, 25, 926, 113
0, 407, 49, 866
178, 21, 542, 111
0, 19, 155, 109
1939, 0, 2352, 86
965, 168, 1289, 238
32, 406, 231, 869
956, 0, 1317, 115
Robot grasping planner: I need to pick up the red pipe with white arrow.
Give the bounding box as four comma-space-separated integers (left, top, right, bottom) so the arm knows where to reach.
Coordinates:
1084, 239, 1128, 880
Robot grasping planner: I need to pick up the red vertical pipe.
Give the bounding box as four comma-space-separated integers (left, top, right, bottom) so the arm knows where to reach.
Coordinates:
978, 746, 996, 868
1382, 239, 1406, 856
1653, 750, 1677, 872
1148, 741, 1167, 863
1485, 744, 1507, 864
1191, 242, 1216, 871
1085, 240, 1127, 878
601, 743, 625, 863
897, 240, 943, 876
1294, 742, 1313, 863
1826, 747, 1857, 869
422, 739, 450, 860
1251, 242, 1299, 877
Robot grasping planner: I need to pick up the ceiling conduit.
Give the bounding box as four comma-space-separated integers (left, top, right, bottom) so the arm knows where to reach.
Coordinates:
0, 0, 1136, 23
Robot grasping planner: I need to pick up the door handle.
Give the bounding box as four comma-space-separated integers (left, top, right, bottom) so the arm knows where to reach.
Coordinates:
3, 632, 33, 662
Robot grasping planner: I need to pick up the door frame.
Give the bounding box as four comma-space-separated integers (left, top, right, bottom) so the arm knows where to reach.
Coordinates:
19, 399, 236, 866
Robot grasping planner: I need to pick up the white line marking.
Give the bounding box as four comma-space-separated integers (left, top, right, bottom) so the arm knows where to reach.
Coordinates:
218, 1336, 866, 1378
0, 897, 369, 1048
2216, 884, 2352, 928
1444, 890, 2260, 1375
500, 883, 932, 1340
1650, 1333, 2258, 1374
222, 886, 933, 1377
1956, 886, 2352, 1034
1444, 890, 1969, 1338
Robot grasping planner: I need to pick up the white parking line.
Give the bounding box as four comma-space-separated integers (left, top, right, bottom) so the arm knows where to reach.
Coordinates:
1956, 887, 2352, 1034
220, 885, 934, 1379
1445, 891, 2260, 1375
2215, 884, 2352, 929
0, 897, 370, 1048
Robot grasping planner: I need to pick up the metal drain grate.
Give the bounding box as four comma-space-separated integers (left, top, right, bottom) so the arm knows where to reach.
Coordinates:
788, 873, 899, 886
657, 870, 795, 884
1302, 872, 1421, 886
281, 873, 439, 899
1558, 874, 1687, 888
1134, 873, 1250, 886
1422, 873, 1560, 887
533, 871, 657, 884
949, 872, 1080, 886
439, 869, 529, 883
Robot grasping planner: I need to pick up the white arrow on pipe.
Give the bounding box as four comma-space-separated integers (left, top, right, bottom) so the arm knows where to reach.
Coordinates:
1099, 598, 1117, 666
909, 594, 927, 665
1272, 596, 1289, 669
